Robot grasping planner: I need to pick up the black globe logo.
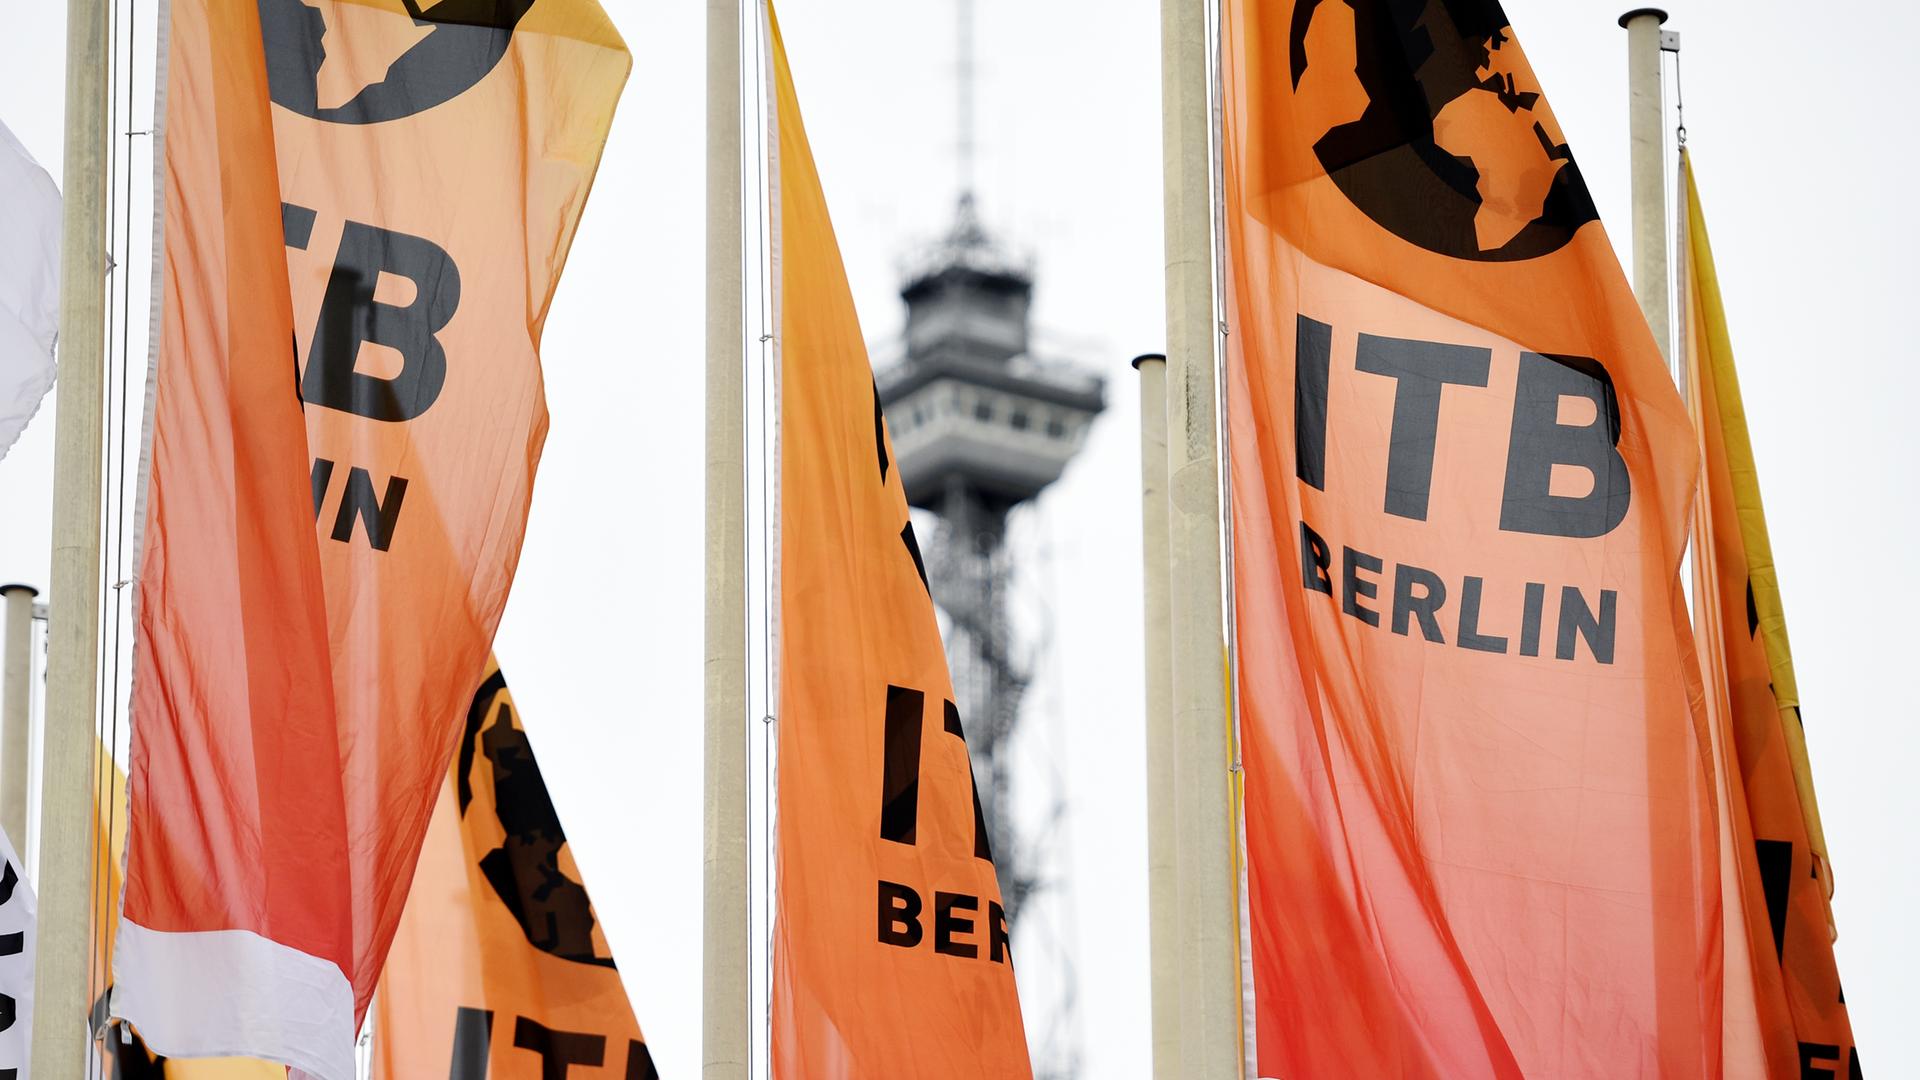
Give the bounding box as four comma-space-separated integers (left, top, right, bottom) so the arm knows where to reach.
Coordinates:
1288, 0, 1600, 262
258, 0, 535, 125
458, 670, 617, 969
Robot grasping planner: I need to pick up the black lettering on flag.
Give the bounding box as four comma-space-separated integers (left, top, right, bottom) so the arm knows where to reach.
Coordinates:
989, 900, 1012, 965
624, 1040, 661, 1080
310, 457, 336, 518
1353, 333, 1491, 521
901, 522, 930, 595
0, 862, 15, 905
1799, 1042, 1842, 1080
1294, 315, 1332, 490
1456, 576, 1508, 654
302, 220, 461, 423
1756, 838, 1793, 961
873, 380, 891, 482
329, 467, 409, 552
934, 892, 980, 958
448, 1006, 494, 1080
1300, 521, 1333, 595
1341, 546, 1383, 627
281, 201, 316, 251
1555, 586, 1616, 664
1519, 581, 1546, 657
1500, 352, 1631, 538
1390, 562, 1447, 643
944, 700, 994, 862
877, 880, 924, 948
512, 1017, 605, 1080
880, 686, 925, 845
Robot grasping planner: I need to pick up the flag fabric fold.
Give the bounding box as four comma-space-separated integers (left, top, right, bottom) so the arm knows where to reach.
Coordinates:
374, 658, 658, 1080
1681, 149, 1859, 1078
767, 6, 1031, 1075
0, 115, 60, 461
1221, 2, 1725, 1075
117, 4, 629, 1076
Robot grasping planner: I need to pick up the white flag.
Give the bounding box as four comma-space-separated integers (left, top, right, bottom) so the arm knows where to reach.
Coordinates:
0, 827, 33, 1079
0, 116, 59, 462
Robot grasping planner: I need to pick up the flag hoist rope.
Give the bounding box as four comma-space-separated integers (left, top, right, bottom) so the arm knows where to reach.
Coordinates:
1160, 0, 1244, 1073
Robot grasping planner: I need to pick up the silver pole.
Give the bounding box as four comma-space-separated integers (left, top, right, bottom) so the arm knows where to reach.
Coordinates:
1160, 0, 1242, 1070
34, 0, 111, 1072
704, 0, 749, 1076
1133, 355, 1179, 1080
0, 584, 36, 855
1621, 8, 1671, 362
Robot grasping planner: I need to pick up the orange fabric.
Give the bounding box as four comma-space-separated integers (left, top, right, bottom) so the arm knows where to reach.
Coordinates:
767, 7, 1031, 1076
124, 0, 346, 990
1222, 2, 1725, 1076
122, 0, 628, 1065
1682, 152, 1859, 1078
374, 658, 657, 1080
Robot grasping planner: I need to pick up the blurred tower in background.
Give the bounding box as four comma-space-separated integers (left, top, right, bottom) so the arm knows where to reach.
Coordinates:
874, 6, 1105, 1074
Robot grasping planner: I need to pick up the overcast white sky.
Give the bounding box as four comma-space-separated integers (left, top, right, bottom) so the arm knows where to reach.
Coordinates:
2, 2, 1916, 1077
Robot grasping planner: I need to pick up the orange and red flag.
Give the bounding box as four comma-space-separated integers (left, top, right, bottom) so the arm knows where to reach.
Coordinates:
1682, 150, 1858, 1078
375, 659, 658, 1080
118, 5, 627, 1076
767, 6, 1031, 1075
1222, 2, 1725, 1075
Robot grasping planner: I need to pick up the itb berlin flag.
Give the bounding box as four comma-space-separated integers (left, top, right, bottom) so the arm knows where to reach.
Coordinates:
768, 6, 1031, 1075
1223, 2, 1725, 1076
115, 3, 628, 1077
0, 116, 59, 462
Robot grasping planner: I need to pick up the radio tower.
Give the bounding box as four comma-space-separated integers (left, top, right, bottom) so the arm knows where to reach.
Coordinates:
875, 4, 1104, 1074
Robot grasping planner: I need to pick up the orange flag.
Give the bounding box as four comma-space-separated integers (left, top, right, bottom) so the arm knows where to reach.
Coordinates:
767, 7, 1031, 1075
374, 659, 658, 1080
118, 5, 628, 1077
1222, 2, 1724, 1076
1682, 150, 1859, 1078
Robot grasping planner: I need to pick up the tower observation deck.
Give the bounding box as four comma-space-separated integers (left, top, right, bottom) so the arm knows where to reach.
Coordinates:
877, 193, 1105, 1078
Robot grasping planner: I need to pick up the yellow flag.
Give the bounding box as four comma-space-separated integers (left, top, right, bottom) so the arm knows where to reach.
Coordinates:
1683, 148, 1858, 1078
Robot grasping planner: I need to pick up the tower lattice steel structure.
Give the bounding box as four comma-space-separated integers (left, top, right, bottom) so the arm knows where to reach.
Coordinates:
877, 194, 1105, 1077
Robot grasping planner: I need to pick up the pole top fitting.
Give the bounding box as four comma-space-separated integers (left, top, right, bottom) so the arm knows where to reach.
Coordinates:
1618, 7, 1669, 27
0, 584, 38, 599
1131, 352, 1167, 371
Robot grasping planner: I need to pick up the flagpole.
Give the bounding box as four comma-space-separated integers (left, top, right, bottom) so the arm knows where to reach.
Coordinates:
1133, 353, 1180, 1080
34, 0, 111, 1072
705, 0, 750, 1076
0, 584, 35, 852
1620, 8, 1671, 362
1160, 0, 1242, 1072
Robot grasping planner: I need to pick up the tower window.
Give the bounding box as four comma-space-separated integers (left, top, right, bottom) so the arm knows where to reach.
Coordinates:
974, 400, 994, 422
1046, 416, 1068, 438
1010, 410, 1030, 431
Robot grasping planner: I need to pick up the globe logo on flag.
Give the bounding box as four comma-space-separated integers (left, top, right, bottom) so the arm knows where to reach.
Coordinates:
258, 0, 535, 124
1289, 0, 1601, 261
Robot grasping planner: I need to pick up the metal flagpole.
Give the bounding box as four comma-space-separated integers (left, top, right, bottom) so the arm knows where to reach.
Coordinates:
0, 584, 35, 853
705, 0, 750, 1076
33, 0, 112, 1073
1133, 354, 1180, 1080
1160, 0, 1242, 1071
1620, 8, 1674, 362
